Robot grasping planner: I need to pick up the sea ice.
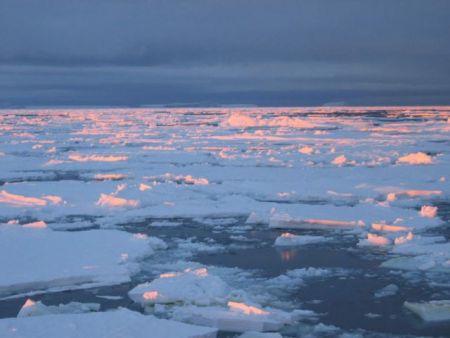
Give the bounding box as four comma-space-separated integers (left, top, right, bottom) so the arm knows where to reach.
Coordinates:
404, 300, 450, 322
397, 152, 433, 165
274, 232, 330, 246
374, 284, 399, 298
0, 308, 218, 338
172, 302, 298, 332
0, 226, 158, 298
129, 268, 230, 306
17, 299, 100, 317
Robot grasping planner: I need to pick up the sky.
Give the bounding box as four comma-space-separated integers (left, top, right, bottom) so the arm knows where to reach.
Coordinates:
1, 0, 449, 107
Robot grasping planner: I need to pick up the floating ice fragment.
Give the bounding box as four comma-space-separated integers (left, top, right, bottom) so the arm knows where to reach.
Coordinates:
298, 146, 314, 155
22, 221, 47, 229
0, 308, 218, 338
374, 284, 399, 298
0, 190, 47, 207
274, 232, 329, 246
331, 155, 347, 166
270, 212, 364, 229
139, 183, 152, 191
43, 195, 63, 204
172, 304, 298, 333
404, 300, 450, 322
223, 112, 316, 129
397, 152, 433, 165
420, 205, 438, 218
94, 173, 127, 181
371, 223, 411, 232
69, 154, 128, 162
394, 232, 414, 245
96, 193, 140, 207
245, 212, 266, 224
358, 233, 391, 247
228, 301, 269, 315
17, 299, 100, 317
0, 227, 153, 297
129, 268, 230, 306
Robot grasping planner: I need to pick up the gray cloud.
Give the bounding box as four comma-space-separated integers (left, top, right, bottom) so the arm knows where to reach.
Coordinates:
1, 0, 449, 106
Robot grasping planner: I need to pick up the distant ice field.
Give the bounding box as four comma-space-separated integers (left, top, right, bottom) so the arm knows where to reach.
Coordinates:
0, 106, 449, 337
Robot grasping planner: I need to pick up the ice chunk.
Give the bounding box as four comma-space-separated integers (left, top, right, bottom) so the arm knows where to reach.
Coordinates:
129, 268, 230, 306
173, 302, 297, 332
17, 299, 100, 317
371, 223, 411, 232
419, 205, 438, 218
298, 146, 314, 155
22, 220, 47, 229
397, 152, 433, 165
69, 154, 128, 162
269, 212, 364, 230
331, 155, 347, 166
94, 173, 127, 180
404, 300, 450, 322
96, 193, 140, 207
0, 308, 218, 338
139, 183, 152, 191
374, 284, 399, 298
223, 112, 316, 129
274, 232, 330, 246
245, 212, 266, 224
394, 232, 414, 245
0, 227, 153, 298
358, 233, 391, 247
0, 190, 47, 207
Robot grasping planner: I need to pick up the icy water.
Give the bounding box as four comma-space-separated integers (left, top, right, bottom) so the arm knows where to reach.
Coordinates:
0, 107, 449, 337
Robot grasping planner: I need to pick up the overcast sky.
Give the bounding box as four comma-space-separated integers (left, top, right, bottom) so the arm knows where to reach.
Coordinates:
1, 0, 449, 107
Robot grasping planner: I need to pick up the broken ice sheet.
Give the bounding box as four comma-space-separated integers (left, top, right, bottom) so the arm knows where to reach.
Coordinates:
1, 107, 449, 337
0, 308, 218, 338
0, 226, 164, 298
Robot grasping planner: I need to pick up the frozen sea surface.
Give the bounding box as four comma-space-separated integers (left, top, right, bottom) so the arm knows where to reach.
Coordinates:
0, 107, 449, 337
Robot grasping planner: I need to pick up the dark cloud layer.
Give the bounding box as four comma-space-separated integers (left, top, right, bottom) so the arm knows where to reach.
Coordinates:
1, 0, 449, 107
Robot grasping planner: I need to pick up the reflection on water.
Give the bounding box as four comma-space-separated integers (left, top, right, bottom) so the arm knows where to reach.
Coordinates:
278, 248, 299, 262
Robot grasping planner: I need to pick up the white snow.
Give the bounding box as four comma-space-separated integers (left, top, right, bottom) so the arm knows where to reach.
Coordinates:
0, 308, 218, 338
0, 226, 158, 298
129, 268, 230, 306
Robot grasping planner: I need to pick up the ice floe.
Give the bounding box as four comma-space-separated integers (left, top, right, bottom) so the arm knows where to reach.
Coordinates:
0, 308, 218, 338
274, 232, 330, 246
17, 299, 100, 317
0, 226, 161, 298
404, 300, 450, 322
129, 268, 229, 306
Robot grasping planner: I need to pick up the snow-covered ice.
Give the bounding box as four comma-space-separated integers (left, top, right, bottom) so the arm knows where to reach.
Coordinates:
0, 308, 218, 338
1, 106, 449, 337
0, 225, 161, 298
129, 268, 230, 306
404, 300, 450, 322
274, 232, 330, 246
